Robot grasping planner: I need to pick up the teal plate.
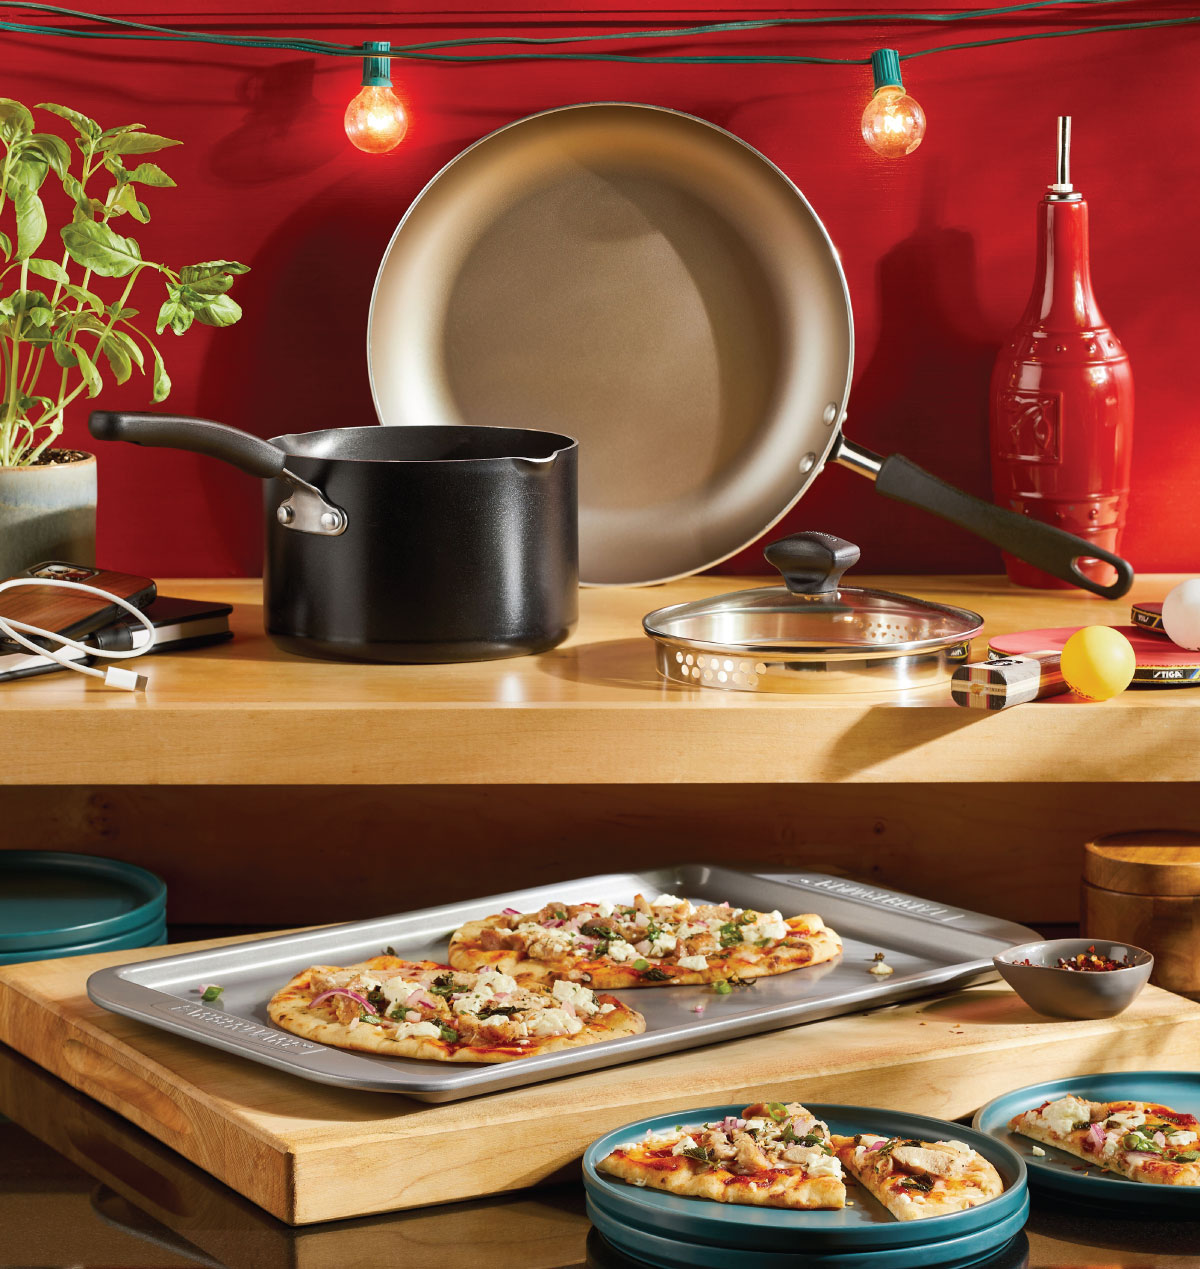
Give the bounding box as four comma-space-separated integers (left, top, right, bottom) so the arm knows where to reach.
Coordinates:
974, 1070, 1200, 1212
586, 1194, 1029, 1269
0, 916, 166, 965
583, 1104, 1026, 1253
0, 852, 166, 952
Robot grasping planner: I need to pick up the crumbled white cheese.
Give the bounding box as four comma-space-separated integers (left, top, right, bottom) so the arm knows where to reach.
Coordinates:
648, 932, 678, 956
1031, 1146, 1046, 1157
552, 978, 599, 1015
935, 1140, 975, 1157
868, 961, 894, 976
671, 1135, 698, 1156
790, 1148, 842, 1180
476, 967, 519, 995
747, 911, 787, 942
606, 939, 637, 962
654, 893, 687, 908
399, 1020, 441, 1039
1041, 1096, 1094, 1137
1168, 1129, 1198, 1145
600, 1002, 616, 1014
676, 921, 710, 940
1104, 1109, 1147, 1133
527, 1008, 584, 1037
677, 955, 709, 971
380, 978, 423, 1008
517, 922, 576, 955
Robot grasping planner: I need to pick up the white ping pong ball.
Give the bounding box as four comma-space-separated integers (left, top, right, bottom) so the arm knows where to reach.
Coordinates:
1162, 579, 1200, 651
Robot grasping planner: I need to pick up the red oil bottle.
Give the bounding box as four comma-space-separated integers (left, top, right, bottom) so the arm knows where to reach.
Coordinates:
989, 117, 1133, 588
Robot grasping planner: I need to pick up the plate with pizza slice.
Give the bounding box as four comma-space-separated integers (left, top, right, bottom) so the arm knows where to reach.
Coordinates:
583, 1102, 1026, 1262
974, 1070, 1200, 1210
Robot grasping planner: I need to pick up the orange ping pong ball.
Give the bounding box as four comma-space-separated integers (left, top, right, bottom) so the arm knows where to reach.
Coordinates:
1060, 626, 1136, 701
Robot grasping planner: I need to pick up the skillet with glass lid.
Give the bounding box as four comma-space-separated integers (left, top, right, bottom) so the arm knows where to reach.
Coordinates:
643, 531, 983, 694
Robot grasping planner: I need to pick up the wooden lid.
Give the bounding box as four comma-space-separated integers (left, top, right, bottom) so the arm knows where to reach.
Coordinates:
1084, 830, 1200, 896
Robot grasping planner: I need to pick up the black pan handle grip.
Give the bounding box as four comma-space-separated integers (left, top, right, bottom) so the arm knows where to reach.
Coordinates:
89, 411, 286, 481
875, 453, 1135, 600
764, 531, 861, 595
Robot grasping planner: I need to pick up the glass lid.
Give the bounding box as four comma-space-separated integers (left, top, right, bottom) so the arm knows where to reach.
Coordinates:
643, 532, 984, 657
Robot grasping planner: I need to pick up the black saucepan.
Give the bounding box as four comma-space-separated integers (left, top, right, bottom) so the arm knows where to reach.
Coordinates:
88, 412, 578, 663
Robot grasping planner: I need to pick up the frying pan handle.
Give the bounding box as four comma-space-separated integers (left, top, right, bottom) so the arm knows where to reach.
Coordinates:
89, 412, 287, 480
874, 452, 1135, 600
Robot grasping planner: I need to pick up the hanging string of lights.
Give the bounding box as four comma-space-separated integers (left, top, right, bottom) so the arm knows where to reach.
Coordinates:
2, 0, 1198, 157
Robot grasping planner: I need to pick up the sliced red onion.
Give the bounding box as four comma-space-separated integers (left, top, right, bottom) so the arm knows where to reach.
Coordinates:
1153, 1131, 1167, 1147
634, 940, 651, 956
1125, 1151, 1156, 1163
560, 999, 577, 1017
309, 988, 376, 1014
577, 939, 596, 952
1087, 1123, 1106, 1151
715, 1116, 744, 1131
866, 1139, 887, 1153
502, 907, 522, 916
404, 1009, 421, 1023
545, 918, 566, 928
634, 911, 651, 928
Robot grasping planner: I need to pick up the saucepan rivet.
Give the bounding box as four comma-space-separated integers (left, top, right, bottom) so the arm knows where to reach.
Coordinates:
799, 452, 817, 474
320, 511, 342, 533
276, 505, 295, 526
822, 403, 839, 426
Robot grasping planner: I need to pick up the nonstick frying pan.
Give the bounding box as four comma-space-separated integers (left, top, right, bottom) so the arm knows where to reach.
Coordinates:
368, 103, 1132, 599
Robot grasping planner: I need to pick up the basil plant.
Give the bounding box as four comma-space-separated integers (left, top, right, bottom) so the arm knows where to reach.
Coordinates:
0, 98, 248, 467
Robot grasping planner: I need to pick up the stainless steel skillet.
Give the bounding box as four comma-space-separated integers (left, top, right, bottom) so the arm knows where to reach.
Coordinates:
368, 103, 1132, 598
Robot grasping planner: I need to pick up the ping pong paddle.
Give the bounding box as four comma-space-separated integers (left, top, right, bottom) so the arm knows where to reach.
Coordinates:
1131, 601, 1166, 635
989, 626, 1200, 688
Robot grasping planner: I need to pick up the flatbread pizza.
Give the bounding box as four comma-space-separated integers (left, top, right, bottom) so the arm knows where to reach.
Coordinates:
449, 892, 841, 987
597, 1101, 845, 1210
1009, 1094, 1200, 1186
268, 955, 644, 1064
832, 1133, 1004, 1220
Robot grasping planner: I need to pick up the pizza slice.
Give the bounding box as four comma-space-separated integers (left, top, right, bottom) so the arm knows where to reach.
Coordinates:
449, 891, 841, 988
832, 1133, 1004, 1220
1009, 1094, 1200, 1186
597, 1101, 845, 1209
268, 955, 644, 1063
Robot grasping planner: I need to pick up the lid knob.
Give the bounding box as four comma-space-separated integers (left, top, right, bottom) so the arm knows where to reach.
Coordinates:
764, 531, 860, 596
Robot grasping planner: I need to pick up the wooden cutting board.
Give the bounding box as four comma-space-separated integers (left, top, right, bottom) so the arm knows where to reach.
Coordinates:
3, 931, 1200, 1225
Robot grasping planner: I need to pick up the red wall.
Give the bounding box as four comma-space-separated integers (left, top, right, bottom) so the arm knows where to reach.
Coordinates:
7, 2, 1200, 579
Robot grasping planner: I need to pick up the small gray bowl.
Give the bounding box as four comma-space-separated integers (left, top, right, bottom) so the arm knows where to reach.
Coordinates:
994, 938, 1153, 1020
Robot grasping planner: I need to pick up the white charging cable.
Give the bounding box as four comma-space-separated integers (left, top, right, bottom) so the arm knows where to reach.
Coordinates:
0, 576, 157, 690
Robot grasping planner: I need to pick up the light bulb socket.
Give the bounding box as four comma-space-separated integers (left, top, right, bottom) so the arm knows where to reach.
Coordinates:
361, 40, 392, 88
870, 48, 904, 93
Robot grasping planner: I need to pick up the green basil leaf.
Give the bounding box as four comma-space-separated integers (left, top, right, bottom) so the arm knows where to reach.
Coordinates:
180, 259, 250, 281
62, 174, 90, 215
5, 154, 49, 196
110, 183, 150, 224
0, 230, 10, 260
61, 219, 143, 277
99, 131, 182, 156
25, 256, 69, 284
127, 162, 175, 188
188, 292, 242, 328
61, 283, 104, 314
37, 102, 101, 141
97, 331, 132, 383
30, 132, 71, 178
75, 344, 102, 396
14, 190, 47, 259
182, 273, 233, 297
0, 98, 33, 144
51, 329, 77, 368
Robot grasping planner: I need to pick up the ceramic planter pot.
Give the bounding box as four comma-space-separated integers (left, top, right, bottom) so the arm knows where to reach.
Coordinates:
0, 451, 97, 577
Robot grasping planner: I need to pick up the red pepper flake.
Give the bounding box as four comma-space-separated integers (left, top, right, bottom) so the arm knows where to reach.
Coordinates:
1013, 945, 1132, 972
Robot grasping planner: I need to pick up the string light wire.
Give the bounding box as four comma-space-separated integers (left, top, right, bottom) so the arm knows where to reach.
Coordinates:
0, 0, 1197, 66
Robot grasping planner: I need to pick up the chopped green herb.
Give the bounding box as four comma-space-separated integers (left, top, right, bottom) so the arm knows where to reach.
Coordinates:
756, 938, 772, 948
641, 966, 673, 982
366, 988, 387, 1008
580, 922, 612, 938
388, 1005, 410, 1020
737, 911, 757, 926
554, 909, 568, 919
384, 945, 397, 956
712, 980, 733, 995
632, 958, 649, 970
476, 1004, 521, 1018
1175, 1150, 1200, 1161
429, 974, 462, 999
437, 1023, 459, 1044
799, 1132, 833, 1154
900, 1175, 934, 1192
358, 1012, 385, 1026
1071, 1120, 1093, 1132
718, 922, 744, 948
766, 1103, 789, 1123
200, 985, 223, 1003
681, 1144, 713, 1165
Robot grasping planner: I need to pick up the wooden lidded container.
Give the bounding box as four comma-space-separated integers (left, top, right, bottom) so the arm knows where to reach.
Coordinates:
1083, 831, 1200, 1000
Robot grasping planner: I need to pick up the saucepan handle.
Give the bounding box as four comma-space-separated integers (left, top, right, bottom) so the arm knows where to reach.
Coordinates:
89, 410, 348, 537
874, 452, 1134, 600
88, 411, 287, 480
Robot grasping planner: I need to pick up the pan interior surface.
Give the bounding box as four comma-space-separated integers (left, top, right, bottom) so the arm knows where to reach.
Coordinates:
369, 104, 852, 585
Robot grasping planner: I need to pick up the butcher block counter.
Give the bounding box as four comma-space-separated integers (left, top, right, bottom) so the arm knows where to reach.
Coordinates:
1, 573, 1196, 788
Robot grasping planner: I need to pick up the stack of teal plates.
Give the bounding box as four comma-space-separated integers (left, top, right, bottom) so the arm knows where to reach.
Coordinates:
583, 1105, 1029, 1269
0, 852, 167, 965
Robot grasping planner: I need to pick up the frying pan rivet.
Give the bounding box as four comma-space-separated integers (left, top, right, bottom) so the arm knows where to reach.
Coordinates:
319, 511, 343, 533
822, 403, 839, 426
276, 504, 295, 526
755, 662, 767, 675
675, 651, 684, 663
799, 452, 817, 474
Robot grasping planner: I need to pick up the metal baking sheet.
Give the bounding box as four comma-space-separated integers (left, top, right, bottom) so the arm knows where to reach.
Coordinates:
87, 866, 1036, 1103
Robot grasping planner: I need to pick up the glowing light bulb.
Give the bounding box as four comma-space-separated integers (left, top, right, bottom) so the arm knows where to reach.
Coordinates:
861, 49, 925, 159
345, 40, 408, 154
